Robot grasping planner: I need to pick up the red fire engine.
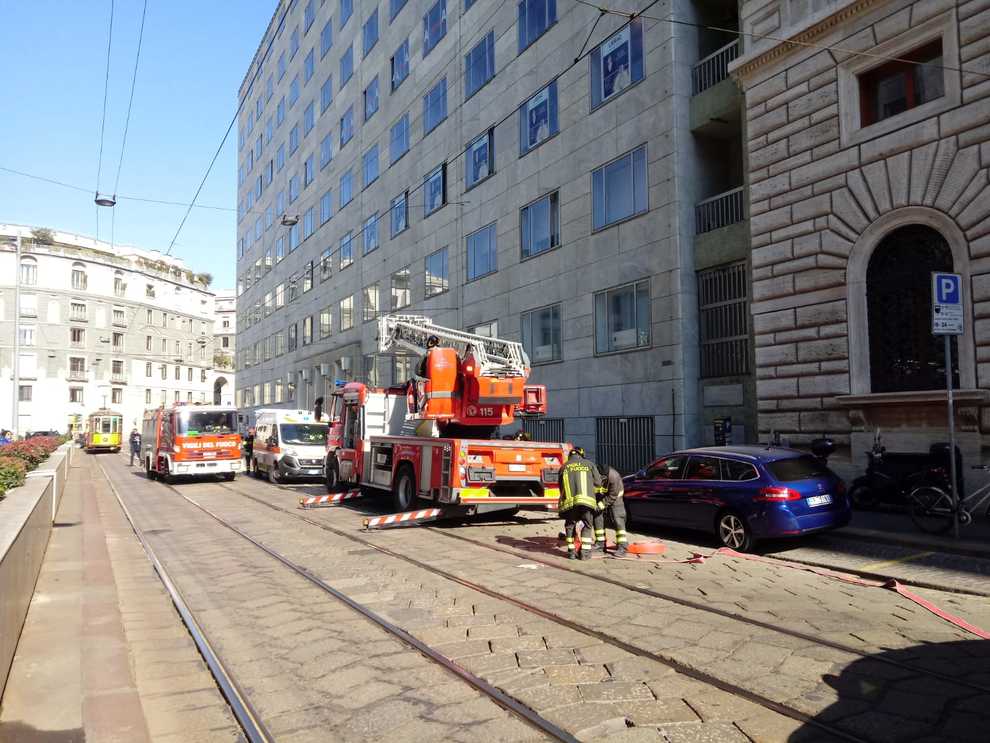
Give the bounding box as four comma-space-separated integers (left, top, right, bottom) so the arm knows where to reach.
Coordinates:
142, 403, 243, 483
323, 315, 568, 514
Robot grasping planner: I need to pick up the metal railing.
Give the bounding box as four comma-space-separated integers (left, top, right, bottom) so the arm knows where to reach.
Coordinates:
692, 39, 739, 95
695, 186, 745, 234
67, 370, 88, 381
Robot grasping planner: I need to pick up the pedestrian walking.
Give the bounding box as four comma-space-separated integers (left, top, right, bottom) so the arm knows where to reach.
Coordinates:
128, 428, 142, 466
557, 446, 601, 560
0, 429, 11, 446
593, 462, 629, 556
243, 427, 256, 473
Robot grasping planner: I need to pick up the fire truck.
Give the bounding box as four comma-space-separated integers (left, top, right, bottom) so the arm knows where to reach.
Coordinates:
323, 315, 569, 514
142, 403, 243, 483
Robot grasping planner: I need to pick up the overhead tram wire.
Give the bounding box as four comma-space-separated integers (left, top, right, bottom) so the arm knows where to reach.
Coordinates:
95, 0, 115, 240
165, 3, 295, 256
111, 0, 151, 249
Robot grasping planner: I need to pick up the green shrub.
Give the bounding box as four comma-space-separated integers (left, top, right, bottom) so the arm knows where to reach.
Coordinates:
0, 455, 28, 497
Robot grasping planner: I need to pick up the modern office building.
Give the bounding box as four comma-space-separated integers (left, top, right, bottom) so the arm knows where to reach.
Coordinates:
210, 289, 237, 405
0, 225, 219, 436
732, 0, 990, 483
235, 0, 754, 469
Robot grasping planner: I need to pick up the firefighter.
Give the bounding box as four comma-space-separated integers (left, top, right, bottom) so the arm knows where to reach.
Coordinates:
412, 335, 441, 412
243, 427, 256, 473
557, 446, 601, 560
593, 462, 629, 557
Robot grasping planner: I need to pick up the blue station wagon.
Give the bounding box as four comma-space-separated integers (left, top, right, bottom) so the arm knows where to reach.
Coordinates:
622, 446, 851, 551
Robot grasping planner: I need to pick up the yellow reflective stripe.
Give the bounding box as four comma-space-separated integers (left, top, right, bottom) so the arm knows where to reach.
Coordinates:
459, 487, 491, 498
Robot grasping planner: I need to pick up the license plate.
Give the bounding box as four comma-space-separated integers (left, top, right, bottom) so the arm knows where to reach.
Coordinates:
306, 469, 322, 475
509, 464, 527, 472
806, 494, 832, 507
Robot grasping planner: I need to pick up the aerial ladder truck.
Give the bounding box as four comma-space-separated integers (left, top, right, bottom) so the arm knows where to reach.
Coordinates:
321, 315, 570, 517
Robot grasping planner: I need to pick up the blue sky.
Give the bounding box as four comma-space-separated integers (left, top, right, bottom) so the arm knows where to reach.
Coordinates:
1, 1, 275, 290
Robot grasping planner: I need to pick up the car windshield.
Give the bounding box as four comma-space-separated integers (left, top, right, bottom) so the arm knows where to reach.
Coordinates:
178, 410, 237, 435
766, 456, 832, 482
280, 424, 327, 445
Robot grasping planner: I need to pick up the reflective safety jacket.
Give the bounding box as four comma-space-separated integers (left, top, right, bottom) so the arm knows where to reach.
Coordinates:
595, 466, 624, 508
558, 454, 602, 512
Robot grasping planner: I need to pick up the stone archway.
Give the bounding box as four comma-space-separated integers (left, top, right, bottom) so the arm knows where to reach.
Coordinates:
213, 376, 228, 405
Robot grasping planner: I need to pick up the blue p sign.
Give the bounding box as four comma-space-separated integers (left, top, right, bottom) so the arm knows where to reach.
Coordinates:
936, 274, 960, 305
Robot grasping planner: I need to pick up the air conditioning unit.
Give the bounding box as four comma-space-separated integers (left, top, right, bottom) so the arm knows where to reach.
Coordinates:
320, 363, 332, 376
301, 368, 311, 382
339, 357, 352, 372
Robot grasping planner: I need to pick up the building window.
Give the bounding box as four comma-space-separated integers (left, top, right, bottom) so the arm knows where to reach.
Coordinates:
363, 8, 379, 55
304, 48, 315, 82
698, 262, 750, 378
465, 31, 495, 98
521, 191, 560, 259
19, 326, 36, 347
146, 309, 153, 324
321, 19, 333, 57
518, 0, 556, 53
145, 361, 153, 377
289, 75, 300, 107
20, 257, 38, 286
112, 332, 124, 350
276, 237, 285, 262
71, 262, 88, 290
868, 225, 956, 392
466, 223, 497, 281
592, 145, 648, 230
391, 39, 410, 90
423, 0, 447, 56
425, 247, 448, 297
303, 102, 315, 135
320, 134, 334, 169
596, 416, 654, 475
69, 387, 84, 404
288, 323, 298, 351
145, 388, 152, 404
340, 295, 354, 330
289, 222, 301, 251
175, 365, 181, 380
290, 25, 300, 58
465, 129, 493, 188
423, 78, 447, 134
146, 334, 152, 350
304, 155, 315, 187
340, 232, 354, 268
320, 248, 333, 280
590, 21, 644, 109
111, 387, 123, 405
340, 44, 354, 85
595, 279, 651, 354
340, 0, 353, 27
363, 214, 379, 254
363, 283, 380, 321
391, 268, 411, 310
521, 304, 561, 363
113, 308, 125, 325
69, 356, 86, 377
70, 302, 87, 321
303, 316, 313, 345
363, 144, 380, 186
289, 124, 299, 154
364, 76, 380, 121
320, 307, 333, 338
468, 320, 498, 338
70, 327, 86, 347
321, 188, 334, 223
390, 114, 410, 164
321, 76, 334, 112
391, 191, 408, 236
859, 40, 944, 126
19, 293, 37, 317
519, 82, 557, 154
340, 105, 354, 147
340, 169, 354, 207
424, 164, 446, 215
303, 207, 315, 239
277, 143, 285, 170
390, 0, 409, 21
277, 95, 286, 124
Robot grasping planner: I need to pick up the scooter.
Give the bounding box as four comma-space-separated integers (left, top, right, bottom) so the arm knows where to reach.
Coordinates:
848, 430, 951, 509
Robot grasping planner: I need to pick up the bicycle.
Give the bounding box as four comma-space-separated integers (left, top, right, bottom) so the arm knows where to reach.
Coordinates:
908, 464, 990, 534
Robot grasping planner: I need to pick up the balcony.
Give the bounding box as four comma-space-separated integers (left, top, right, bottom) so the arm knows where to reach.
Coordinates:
690, 40, 742, 138
111, 374, 128, 384
696, 187, 745, 235
67, 370, 89, 382
692, 40, 738, 95
695, 187, 749, 271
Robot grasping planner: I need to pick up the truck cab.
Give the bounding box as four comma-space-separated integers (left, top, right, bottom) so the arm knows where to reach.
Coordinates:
142, 404, 242, 482
252, 409, 329, 483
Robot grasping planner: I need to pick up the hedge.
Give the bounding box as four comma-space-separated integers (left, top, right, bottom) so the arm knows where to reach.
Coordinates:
0, 436, 62, 500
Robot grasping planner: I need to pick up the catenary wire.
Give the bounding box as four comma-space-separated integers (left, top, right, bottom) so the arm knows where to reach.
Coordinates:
96, 0, 115, 201
112, 0, 150, 197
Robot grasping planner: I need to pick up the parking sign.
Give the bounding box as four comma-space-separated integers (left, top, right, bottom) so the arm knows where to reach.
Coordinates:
931, 272, 963, 335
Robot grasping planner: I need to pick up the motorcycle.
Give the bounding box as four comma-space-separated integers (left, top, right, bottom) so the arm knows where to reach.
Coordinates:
848, 430, 954, 510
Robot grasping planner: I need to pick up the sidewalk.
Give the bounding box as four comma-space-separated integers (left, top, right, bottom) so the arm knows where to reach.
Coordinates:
0, 452, 239, 743
840, 508, 990, 557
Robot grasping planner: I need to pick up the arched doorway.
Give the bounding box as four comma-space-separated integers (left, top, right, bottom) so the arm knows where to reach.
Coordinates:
866, 224, 957, 393
213, 376, 228, 405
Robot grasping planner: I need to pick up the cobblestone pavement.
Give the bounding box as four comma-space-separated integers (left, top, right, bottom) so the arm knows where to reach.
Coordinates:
222, 477, 990, 743
101, 457, 546, 743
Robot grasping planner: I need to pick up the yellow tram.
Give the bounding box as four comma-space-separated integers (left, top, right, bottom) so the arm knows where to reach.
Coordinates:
85, 409, 123, 453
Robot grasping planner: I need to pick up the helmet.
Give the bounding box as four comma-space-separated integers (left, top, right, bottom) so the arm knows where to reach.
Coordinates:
427, 335, 440, 347
570, 445, 585, 458
597, 463, 609, 477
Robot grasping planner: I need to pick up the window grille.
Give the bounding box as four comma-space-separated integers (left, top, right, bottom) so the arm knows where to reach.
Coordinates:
698, 261, 750, 378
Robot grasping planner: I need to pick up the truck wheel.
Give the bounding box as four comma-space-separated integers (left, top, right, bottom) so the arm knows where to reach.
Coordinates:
160, 458, 174, 485
325, 457, 340, 493
268, 462, 281, 484
252, 459, 262, 478
145, 458, 157, 481
393, 466, 418, 512
221, 472, 236, 481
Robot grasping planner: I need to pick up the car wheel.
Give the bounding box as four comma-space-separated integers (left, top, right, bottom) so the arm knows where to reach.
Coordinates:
268, 462, 281, 484
392, 466, 417, 512
716, 510, 753, 552
848, 483, 877, 510
325, 456, 340, 493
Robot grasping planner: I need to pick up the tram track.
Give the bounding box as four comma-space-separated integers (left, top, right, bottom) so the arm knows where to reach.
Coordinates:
213, 480, 894, 742
99, 461, 574, 743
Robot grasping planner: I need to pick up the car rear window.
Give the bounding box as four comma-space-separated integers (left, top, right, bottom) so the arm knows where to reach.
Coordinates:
766, 456, 831, 482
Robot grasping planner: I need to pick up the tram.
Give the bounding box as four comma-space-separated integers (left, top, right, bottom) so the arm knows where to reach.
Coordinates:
85, 409, 123, 453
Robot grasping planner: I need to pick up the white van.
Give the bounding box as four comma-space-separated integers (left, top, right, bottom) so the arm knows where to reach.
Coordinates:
252, 409, 329, 483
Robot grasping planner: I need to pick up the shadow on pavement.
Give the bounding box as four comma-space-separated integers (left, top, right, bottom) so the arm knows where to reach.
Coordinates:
0, 722, 84, 743
789, 639, 990, 742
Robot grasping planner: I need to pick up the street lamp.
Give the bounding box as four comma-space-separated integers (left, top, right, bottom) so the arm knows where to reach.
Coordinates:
280, 213, 299, 227
95, 192, 116, 207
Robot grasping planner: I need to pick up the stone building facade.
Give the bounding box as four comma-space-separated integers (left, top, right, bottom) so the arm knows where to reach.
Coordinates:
0, 225, 219, 435
732, 0, 990, 481
210, 290, 237, 406
234, 0, 755, 469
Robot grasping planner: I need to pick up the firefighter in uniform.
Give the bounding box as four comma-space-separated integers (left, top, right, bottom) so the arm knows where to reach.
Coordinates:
557, 447, 602, 560
593, 462, 629, 556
